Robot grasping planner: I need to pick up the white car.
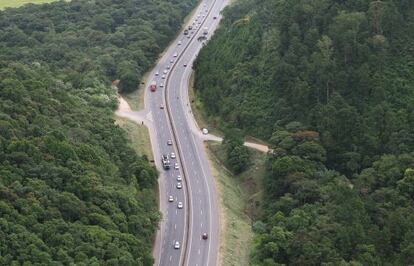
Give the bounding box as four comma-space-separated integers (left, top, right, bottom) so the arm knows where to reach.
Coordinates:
171, 152, 176, 159
163, 69, 168, 74
202, 128, 208, 135
173, 52, 178, 57
168, 196, 174, 202
162, 74, 166, 79
177, 175, 182, 181
170, 59, 174, 63
177, 202, 183, 209
167, 139, 173, 145
160, 83, 164, 88
174, 241, 180, 249
178, 41, 182, 45
155, 71, 159, 76
174, 163, 179, 170
183, 63, 187, 67
176, 182, 182, 189
166, 65, 170, 69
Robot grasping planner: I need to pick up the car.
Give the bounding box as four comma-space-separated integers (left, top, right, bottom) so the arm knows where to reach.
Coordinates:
166, 65, 170, 69
174, 241, 180, 249
213, 16, 217, 19
174, 163, 179, 170
177, 202, 183, 209
202, 128, 208, 135
173, 52, 178, 57
160, 104, 164, 109
187, 35, 191, 39
170, 59, 174, 63
177, 175, 182, 181
167, 139, 173, 145
160, 83, 164, 88
155, 71, 159, 76
202, 233, 208, 240
161, 74, 166, 79
170, 152, 176, 159
168, 196, 174, 202
183, 63, 187, 67
178, 40, 182, 45
176, 182, 182, 189
163, 69, 168, 74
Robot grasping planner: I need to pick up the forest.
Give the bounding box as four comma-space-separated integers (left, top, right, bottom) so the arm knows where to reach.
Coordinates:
194, 0, 414, 264
0, 0, 196, 264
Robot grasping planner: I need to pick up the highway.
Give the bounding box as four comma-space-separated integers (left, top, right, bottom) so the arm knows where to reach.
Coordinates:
141, 0, 230, 265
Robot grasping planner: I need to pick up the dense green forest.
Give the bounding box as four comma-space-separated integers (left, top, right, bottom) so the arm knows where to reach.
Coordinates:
194, 0, 414, 264
0, 0, 196, 264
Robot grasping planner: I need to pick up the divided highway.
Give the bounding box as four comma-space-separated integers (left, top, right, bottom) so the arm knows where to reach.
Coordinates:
141, 0, 230, 265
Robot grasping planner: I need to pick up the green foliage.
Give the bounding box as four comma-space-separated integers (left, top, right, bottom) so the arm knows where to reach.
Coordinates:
194, 0, 414, 264
223, 128, 250, 174
0, 0, 197, 264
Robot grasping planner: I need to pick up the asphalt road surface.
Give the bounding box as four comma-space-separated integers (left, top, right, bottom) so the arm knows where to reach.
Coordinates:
143, 0, 230, 265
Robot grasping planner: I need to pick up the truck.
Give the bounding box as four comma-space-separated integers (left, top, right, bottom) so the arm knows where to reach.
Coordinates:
203, 27, 208, 35
162, 154, 170, 169
150, 81, 157, 92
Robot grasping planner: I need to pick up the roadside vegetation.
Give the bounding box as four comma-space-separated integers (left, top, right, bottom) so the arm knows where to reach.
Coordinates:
0, 0, 197, 264
195, 0, 414, 264
207, 141, 266, 266
0, 0, 60, 10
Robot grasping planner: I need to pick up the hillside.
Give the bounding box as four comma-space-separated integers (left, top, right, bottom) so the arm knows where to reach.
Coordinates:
194, 0, 414, 264
0, 0, 196, 264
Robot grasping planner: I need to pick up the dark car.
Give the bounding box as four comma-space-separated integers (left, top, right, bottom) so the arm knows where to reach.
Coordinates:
202, 233, 208, 240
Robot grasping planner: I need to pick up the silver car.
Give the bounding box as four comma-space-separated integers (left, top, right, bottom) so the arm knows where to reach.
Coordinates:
176, 182, 182, 189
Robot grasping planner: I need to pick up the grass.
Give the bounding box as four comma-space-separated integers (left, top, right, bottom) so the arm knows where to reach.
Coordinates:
206, 141, 266, 266
0, 0, 62, 9
115, 117, 154, 162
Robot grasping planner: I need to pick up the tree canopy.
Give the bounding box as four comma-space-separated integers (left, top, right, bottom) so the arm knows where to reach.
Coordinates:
194, 0, 414, 264
0, 0, 197, 264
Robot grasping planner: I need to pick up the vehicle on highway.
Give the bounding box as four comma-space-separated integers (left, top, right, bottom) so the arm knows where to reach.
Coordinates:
171, 152, 176, 159
183, 63, 187, 67
166, 65, 170, 69
187, 35, 191, 39
174, 241, 180, 249
163, 69, 168, 74
167, 139, 173, 145
184, 29, 188, 35
203, 27, 208, 35
213, 16, 217, 19
170, 59, 174, 63
176, 182, 182, 189
160, 83, 164, 88
168, 196, 174, 202
202, 233, 208, 240
162, 154, 170, 169
177, 202, 183, 209
177, 175, 182, 181
150, 81, 157, 92
155, 71, 159, 76
202, 128, 208, 135
173, 52, 178, 57
178, 40, 182, 45
160, 104, 164, 109
188, 25, 193, 30
174, 162, 179, 170
161, 74, 166, 79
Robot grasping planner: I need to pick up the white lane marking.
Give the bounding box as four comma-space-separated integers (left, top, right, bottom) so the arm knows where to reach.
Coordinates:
201, 209, 203, 215
175, 224, 177, 230
169, 256, 172, 262
198, 249, 201, 255
176, 209, 178, 215
201, 223, 203, 228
